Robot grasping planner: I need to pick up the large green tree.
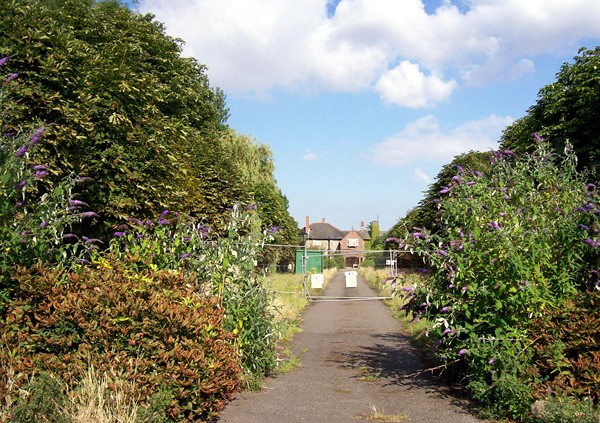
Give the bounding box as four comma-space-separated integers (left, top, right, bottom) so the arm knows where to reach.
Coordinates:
500, 46, 600, 178
0, 0, 298, 247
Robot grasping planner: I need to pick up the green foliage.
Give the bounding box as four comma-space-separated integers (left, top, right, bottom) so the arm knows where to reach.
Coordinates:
501, 46, 600, 179
399, 141, 600, 420
10, 372, 70, 423
1, 260, 241, 422
107, 205, 278, 383
529, 395, 600, 423
0, 0, 232, 238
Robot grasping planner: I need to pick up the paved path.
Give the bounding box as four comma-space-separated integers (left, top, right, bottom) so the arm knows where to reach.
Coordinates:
213, 271, 481, 423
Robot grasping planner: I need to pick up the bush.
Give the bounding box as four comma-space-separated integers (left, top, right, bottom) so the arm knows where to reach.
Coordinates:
399, 139, 600, 420
1, 259, 242, 422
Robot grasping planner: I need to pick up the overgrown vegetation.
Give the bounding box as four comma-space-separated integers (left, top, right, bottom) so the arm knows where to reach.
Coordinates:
0, 3, 298, 418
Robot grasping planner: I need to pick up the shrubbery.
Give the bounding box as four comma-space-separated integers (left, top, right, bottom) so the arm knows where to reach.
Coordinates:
398, 139, 600, 420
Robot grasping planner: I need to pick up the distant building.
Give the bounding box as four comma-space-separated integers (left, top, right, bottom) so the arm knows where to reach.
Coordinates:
302, 217, 374, 268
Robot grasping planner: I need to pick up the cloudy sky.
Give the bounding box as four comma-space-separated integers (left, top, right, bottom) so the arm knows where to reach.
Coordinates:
136, 0, 600, 231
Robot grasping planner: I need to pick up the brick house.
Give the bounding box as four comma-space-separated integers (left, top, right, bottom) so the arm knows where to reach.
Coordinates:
303, 217, 372, 267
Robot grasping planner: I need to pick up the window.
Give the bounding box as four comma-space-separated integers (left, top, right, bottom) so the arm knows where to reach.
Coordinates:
347, 238, 358, 248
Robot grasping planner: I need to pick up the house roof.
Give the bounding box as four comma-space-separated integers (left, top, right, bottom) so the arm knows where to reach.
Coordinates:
306, 222, 345, 240
306, 223, 372, 241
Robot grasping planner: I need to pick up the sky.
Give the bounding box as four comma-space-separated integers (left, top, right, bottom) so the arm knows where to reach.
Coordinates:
134, 0, 600, 231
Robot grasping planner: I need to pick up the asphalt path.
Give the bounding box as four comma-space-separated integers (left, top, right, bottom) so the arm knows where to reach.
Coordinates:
213, 270, 481, 423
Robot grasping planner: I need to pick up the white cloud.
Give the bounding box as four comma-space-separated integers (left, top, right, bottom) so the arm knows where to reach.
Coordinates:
302, 152, 319, 161
371, 114, 514, 167
413, 167, 431, 184
138, 0, 600, 102
375, 61, 456, 108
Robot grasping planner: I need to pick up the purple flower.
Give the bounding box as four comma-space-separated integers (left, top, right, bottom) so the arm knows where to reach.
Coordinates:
158, 219, 170, 225
442, 328, 455, 336
439, 187, 450, 194
458, 349, 468, 356
461, 286, 468, 292
15, 145, 28, 157
247, 204, 256, 210
448, 284, 455, 289
564, 141, 572, 153
78, 211, 98, 218
33, 165, 48, 171
69, 199, 88, 207
466, 181, 475, 186
578, 224, 590, 231
28, 128, 45, 146
39, 221, 48, 228
386, 237, 399, 243
160, 210, 169, 218
83, 237, 101, 244
268, 226, 281, 233
180, 253, 191, 259
14, 180, 27, 190
583, 238, 599, 248
411, 232, 422, 239
452, 175, 461, 184
113, 231, 126, 237
34, 170, 48, 180
533, 133, 543, 142
473, 170, 483, 177
440, 306, 450, 313
4, 73, 18, 83
456, 164, 464, 173
487, 221, 500, 230
0, 56, 10, 67
488, 357, 496, 365
437, 249, 448, 256
76, 258, 90, 265
420, 302, 428, 308
402, 286, 413, 292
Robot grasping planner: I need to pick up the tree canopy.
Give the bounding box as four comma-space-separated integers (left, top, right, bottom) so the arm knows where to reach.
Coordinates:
0, 0, 298, 248
500, 46, 600, 178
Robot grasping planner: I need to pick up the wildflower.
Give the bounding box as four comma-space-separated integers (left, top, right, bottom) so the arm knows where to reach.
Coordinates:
411, 232, 422, 239
466, 181, 475, 186
461, 286, 468, 292
15, 145, 28, 157
78, 211, 98, 218
69, 199, 88, 207
458, 349, 468, 356
533, 133, 543, 142
386, 237, 399, 243
564, 141, 572, 153
4, 73, 18, 84
456, 164, 464, 173
0, 56, 10, 67
451, 175, 461, 184
439, 187, 450, 194
583, 238, 599, 248
14, 180, 27, 190
402, 286, 413, 292
34, 170, 48, 180
488, 357, 496, 365
420, 302, 428, 308
33, 165, 48, 171
63, 234, 78, 239
437, 249, 448, 257
39, 221, 48, 228
487, 221, 500, 230
442, 328, 455, 336
28, 128, 45, 146
268, 226, 281, 234
158, 219, 170, 225
473, 170, 483, 177
440, 306, 450, 313
180, 253, 190, 259
113, 231, 126, 237
160, 210, 169, 218
76, 258, 91, 265
83, 237, 101, 244
448, 284, 455, 289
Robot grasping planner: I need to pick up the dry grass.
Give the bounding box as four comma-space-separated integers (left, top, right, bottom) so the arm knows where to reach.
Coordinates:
357, 405, 411, 422
65, 366, 138, 423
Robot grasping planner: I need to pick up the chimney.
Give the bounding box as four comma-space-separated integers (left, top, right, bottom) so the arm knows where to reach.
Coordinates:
322, 218, 326, 223
361, 221, 365, 231
305, 216, 310, 233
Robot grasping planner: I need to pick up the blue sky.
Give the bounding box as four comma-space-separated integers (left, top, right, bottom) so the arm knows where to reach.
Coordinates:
135, 0, 600, 231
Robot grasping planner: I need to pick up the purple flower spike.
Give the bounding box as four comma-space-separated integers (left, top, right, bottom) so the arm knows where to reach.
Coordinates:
5, 73, 18, 83
34, 170, 48, 180
456, 164, 464, 173
452, 175, 461, 183
402, 286, 413, 292
458, 349, 468, 356
180, 253, 191, 259
160, 210, 169, 218
439, 187, 450, 194
78, 211, 98, 218
114, 231, 126, 237
533, 133, 543, 142
488, 357, 496, 365
0, 56, 10, 67
437, 249, 448, 257
15, 145, 28, 157
14, 180, 27, 190
28, 128, 45, 146
268, 226, 281, 233
440, 306, 450, 313
583, 238, 599, 248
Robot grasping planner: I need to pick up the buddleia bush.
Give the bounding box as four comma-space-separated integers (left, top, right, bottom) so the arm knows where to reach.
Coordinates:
399, 138, 600, 420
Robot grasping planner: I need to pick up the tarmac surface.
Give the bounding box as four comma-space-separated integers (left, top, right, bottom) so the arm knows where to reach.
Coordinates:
213, 270, 481, 423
